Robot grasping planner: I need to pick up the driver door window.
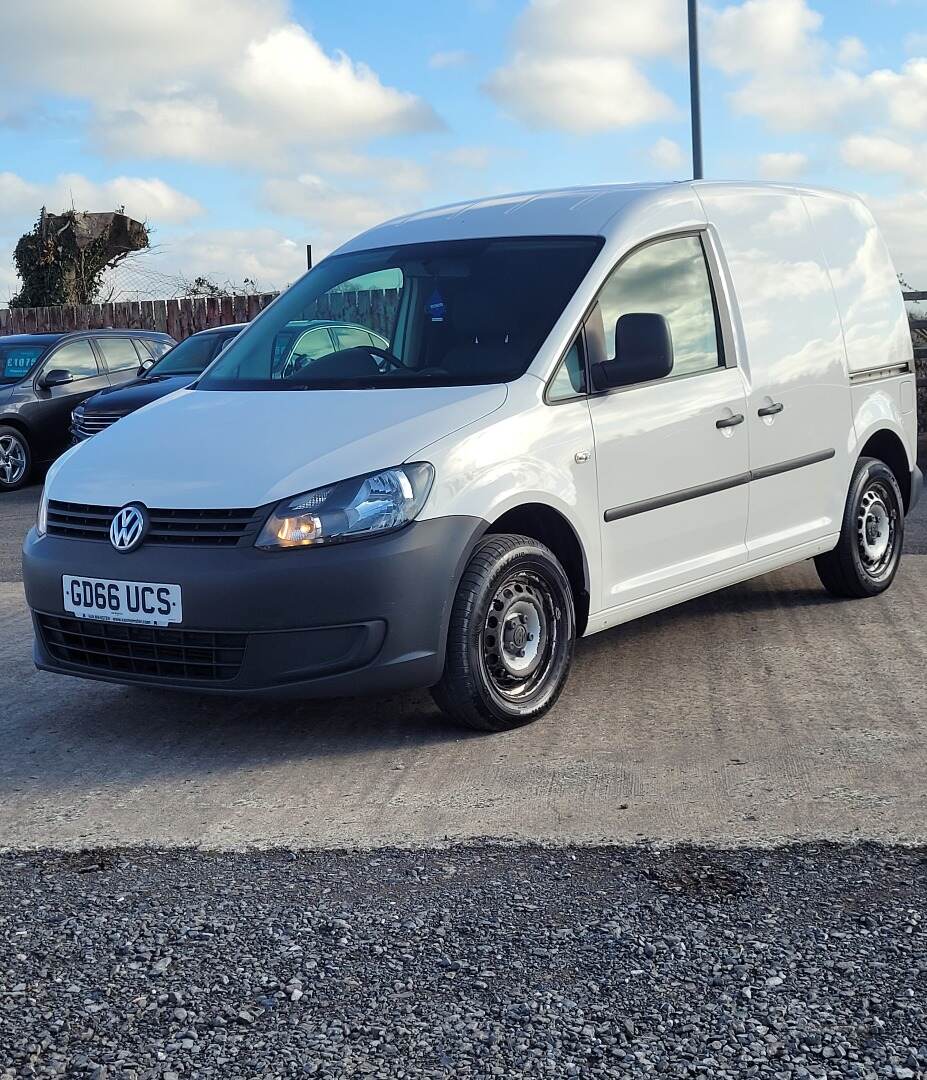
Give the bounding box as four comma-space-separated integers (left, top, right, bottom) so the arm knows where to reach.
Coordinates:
598, 235, 722, 379
43, 339, 99, 381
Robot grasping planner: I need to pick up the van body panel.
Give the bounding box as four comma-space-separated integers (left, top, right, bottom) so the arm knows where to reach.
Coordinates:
802, 190, 913, 376
589, 367, 750, 607
415, 375, 602, 609
696, 185, 854, 559
851, 381, 917, 470
42, 382, 508, 510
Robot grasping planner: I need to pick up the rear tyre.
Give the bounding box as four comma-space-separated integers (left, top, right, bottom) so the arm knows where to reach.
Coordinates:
814, 456, 904, 599
431, 533, 575, 732
0, 426, 31, 492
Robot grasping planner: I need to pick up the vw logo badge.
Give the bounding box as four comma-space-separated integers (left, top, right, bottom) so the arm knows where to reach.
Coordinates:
110, 503, 148, 553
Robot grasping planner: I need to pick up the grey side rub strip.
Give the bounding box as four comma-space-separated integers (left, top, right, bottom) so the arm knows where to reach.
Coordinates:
604, 449, 836, 523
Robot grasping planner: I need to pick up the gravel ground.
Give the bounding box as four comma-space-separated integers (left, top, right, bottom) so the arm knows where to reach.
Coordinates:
1, 844, 925, 1079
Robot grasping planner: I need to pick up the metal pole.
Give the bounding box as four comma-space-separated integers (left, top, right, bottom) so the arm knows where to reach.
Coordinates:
306, 244, 313, 270
688, 0, 704, 180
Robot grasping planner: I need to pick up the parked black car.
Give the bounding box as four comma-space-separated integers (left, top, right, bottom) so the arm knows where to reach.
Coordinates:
0, 329, 174, 491
71, 323, 245, 442
71, 319, 389, 441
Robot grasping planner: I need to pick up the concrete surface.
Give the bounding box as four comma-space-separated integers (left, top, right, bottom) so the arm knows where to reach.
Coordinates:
1, 463, 925, 851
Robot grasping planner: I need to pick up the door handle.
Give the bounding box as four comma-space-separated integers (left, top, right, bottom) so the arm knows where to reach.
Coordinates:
716, 413, 745, 429
758, 402, 784, 417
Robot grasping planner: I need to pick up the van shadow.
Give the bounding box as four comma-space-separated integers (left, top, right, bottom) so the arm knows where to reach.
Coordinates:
2, 565, 850, 799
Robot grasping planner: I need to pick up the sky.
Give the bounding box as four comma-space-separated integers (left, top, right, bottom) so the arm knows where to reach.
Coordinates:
1, 0, 926, 303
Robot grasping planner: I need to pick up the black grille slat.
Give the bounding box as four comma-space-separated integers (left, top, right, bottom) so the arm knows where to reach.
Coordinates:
38, 614, 246, 681
47, 501, 260, 547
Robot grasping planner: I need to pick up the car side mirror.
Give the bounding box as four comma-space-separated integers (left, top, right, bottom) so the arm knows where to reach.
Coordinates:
137, 358, 155, 376
592, 313, 674, 391
39, 368, 74, 389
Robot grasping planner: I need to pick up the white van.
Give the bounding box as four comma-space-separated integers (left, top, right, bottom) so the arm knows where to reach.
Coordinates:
23, 182, 921, 730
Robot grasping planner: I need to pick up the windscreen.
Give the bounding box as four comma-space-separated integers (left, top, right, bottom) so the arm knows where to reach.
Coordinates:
198, 236, 603, 391
0, 343, 47, 384
150, 332, 235, 376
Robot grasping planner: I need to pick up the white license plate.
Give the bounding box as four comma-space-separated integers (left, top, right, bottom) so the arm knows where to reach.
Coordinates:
63, 575, 183, 627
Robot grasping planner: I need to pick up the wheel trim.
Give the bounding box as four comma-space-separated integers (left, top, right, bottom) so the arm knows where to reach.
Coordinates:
856, 480, 898, 577
480, 569, 563, 702
0, 434, 26, 486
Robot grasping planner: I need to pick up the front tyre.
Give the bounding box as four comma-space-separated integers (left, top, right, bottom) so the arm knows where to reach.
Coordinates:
0, 426, 32, 492
814, 456, 904, 599
432, 534, 575, 732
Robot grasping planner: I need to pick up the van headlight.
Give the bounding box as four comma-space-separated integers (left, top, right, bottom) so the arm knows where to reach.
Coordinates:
256, 463, 434, 550
37, 487, 49, 537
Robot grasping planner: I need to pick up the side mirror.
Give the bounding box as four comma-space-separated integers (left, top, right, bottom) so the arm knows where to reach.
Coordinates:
137, 358, 155, 376
592, 313, 674, 391
39, 368, 74, 389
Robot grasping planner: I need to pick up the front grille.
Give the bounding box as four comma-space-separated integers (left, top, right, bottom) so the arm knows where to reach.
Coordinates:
38, 614, 247, 681
73, 412, 122, 437
47, 501, 261, 547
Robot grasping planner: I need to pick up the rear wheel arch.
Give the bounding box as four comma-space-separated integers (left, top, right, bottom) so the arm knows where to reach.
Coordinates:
486, 502, 590, 635
858, 428, 912, 510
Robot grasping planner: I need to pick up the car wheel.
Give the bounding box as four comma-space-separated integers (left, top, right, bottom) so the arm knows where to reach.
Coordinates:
431, 533, 575, 732
0, 426, 32, 492
814, 456, 904, 599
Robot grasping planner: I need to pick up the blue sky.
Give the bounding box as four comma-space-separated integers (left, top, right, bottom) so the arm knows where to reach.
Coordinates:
1, 0, 926, 302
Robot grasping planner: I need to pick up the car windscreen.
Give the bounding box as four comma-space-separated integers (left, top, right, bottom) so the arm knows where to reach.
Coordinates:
0, 343, 47, 384
197, 236, 604, 391
149, 332, 235, 377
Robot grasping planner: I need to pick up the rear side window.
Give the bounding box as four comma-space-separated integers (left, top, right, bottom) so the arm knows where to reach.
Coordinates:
96, 337, 142, 372
140, 338, 172, 360
332, 326, 374, 351
597, 234, 722, 379
45, 339, 98, 380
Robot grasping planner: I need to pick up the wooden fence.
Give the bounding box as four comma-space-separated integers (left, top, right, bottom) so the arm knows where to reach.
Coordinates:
0, 288, 403, 343
0, 294, 278, 341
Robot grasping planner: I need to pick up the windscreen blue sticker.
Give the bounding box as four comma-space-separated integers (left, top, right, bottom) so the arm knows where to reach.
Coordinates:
2, 349, 43, 379
426, 288, 446, 323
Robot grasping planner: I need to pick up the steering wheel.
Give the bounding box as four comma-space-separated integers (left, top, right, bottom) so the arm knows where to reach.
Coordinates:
366, 346, 411, 373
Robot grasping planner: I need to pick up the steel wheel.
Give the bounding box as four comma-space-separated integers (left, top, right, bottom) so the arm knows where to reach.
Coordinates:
856, 479, 898, 579
433, 534, 576, 731
479, 569, 563, 702
0, 432, 27, 488
815, 456, 904, 599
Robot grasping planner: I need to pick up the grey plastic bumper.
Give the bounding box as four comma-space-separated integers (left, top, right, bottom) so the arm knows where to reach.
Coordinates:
23, 515, 487, 698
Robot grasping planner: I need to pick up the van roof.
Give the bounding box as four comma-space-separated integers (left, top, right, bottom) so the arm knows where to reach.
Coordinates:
336, 180, 860, 254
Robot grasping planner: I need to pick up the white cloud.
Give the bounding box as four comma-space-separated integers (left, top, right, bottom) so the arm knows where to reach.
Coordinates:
262, 174, 415, 245
707, 0, 822, 76
138, 228, 309, 294
428, 50, 472, 70
441, 146, 494, 170
706, 1, 927, 135
757, 151, 809, 180
865, 191, 927, 288
487, 56, 675, 133
0, 171, 202, 227
841, 134, 924, 181
0, 1, 441, 167
647, 137, 686, 171
904, 32, 927, 55
837, 36, 867, 69
485, 0, 680, 133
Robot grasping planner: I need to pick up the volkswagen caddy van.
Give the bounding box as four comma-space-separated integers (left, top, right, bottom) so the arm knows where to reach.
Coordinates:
23, 182, 922, 730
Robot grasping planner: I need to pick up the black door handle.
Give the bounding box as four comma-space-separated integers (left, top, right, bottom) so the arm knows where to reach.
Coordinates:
716, 413, 745, 429
758, 402, 784, 417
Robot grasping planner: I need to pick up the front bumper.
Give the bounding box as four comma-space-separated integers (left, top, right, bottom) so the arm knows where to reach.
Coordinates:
23, 515, 486, 698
